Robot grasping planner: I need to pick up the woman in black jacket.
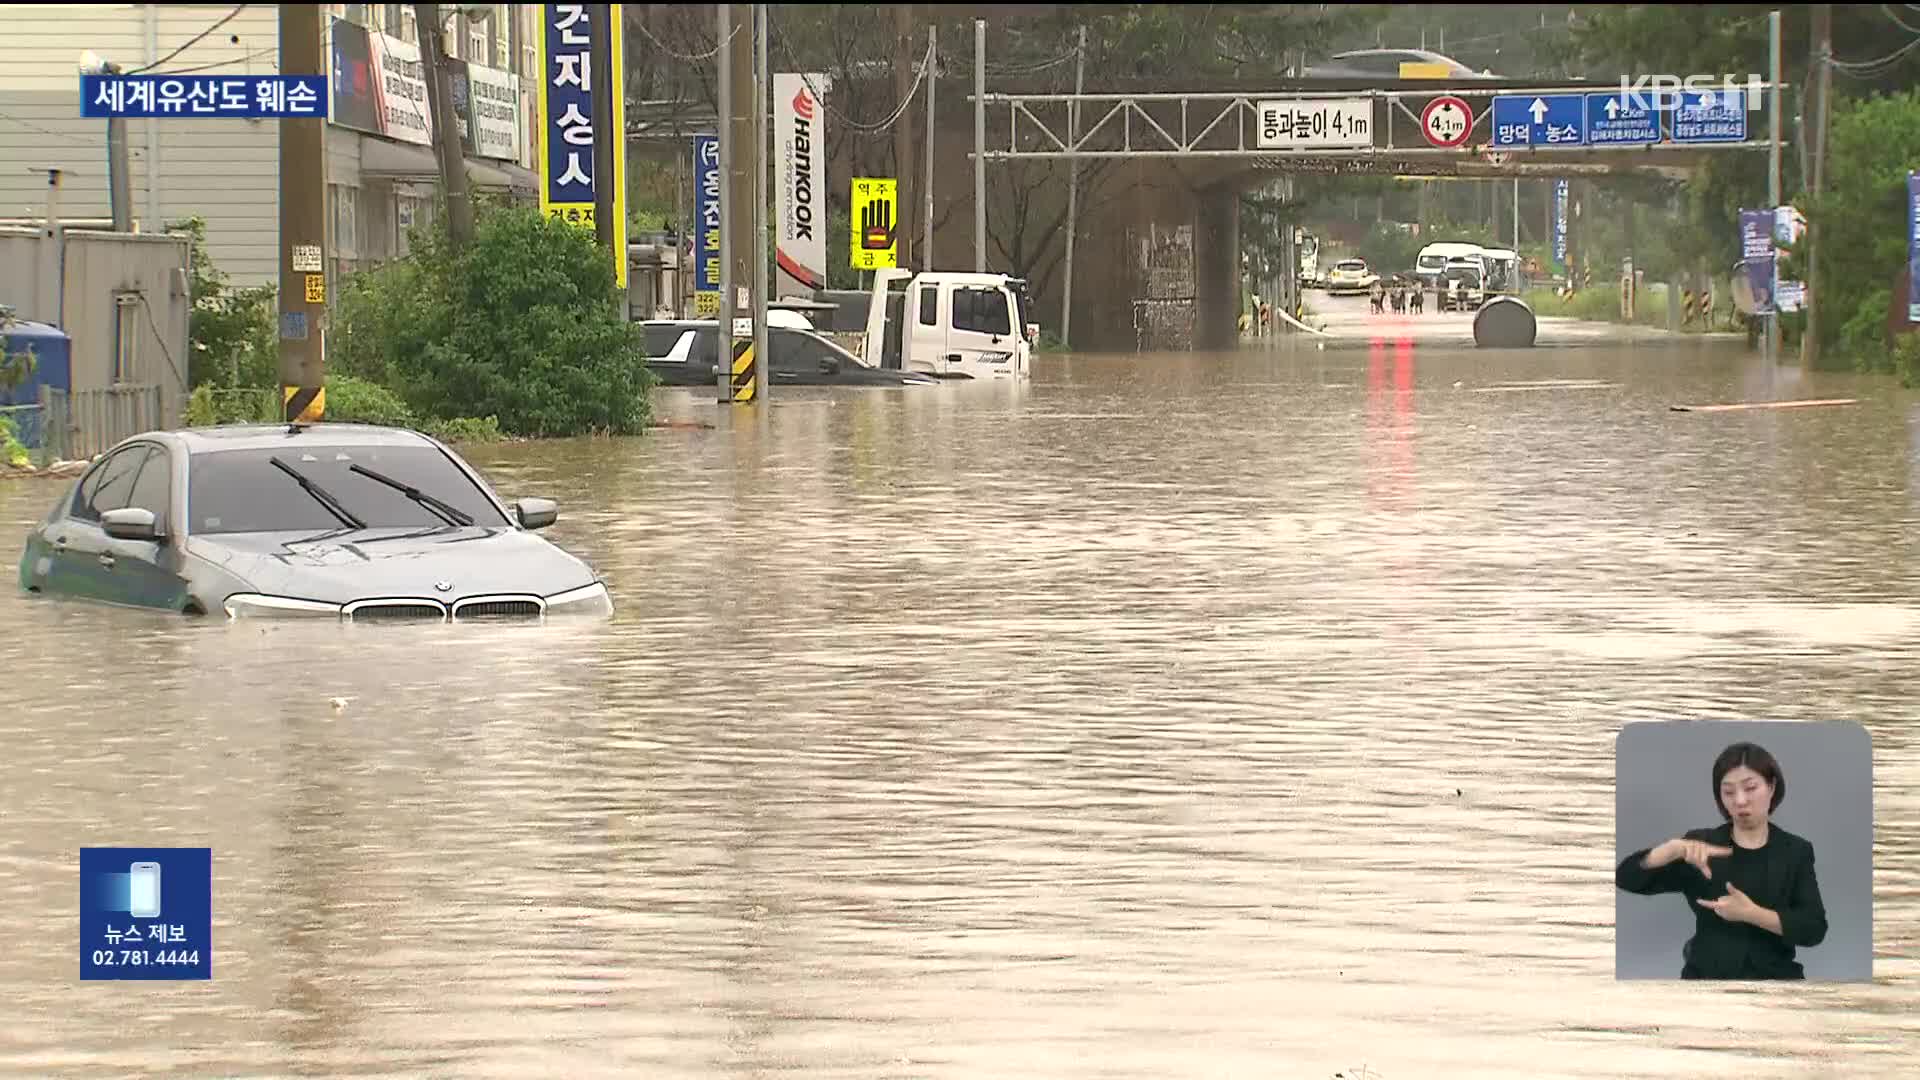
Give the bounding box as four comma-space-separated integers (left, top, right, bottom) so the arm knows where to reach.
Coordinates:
1616, 741, 1829, 979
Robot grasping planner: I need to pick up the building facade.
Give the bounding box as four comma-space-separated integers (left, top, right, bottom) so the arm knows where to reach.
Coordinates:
0, 3, 540, 289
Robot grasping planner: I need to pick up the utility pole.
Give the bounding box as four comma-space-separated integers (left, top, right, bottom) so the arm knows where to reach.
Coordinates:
589, 3, 616, 257
717, 2, 760, 404
752, 1, 768, 392
922, 23, 935, 270
279, 4, 328, 424
1802, 4, 1831, 369
416, 4, 473, 247
892, 4, 914, 268
1766, 9, 1782, 364
715, 1, 732, 404
973, 17, 985, 272
1061, 23, 1085, 347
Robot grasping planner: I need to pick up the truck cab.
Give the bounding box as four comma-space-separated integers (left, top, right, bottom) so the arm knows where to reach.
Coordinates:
861, 270, 1035, 379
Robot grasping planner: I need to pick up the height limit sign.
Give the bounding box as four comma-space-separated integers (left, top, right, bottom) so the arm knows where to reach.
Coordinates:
1422, 95, 1472, 148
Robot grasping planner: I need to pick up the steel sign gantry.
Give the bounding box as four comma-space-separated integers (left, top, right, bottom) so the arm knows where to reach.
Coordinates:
967, 82, 1780, 175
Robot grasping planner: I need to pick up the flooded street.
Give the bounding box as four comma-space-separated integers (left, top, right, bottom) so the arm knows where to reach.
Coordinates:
4, 336, 1920, 1078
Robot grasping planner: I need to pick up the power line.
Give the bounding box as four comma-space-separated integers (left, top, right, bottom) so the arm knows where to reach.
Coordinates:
768, 13, 932, 133
629, 17, 742, 63
149, 47, 278, 77
129, 5, 248, 75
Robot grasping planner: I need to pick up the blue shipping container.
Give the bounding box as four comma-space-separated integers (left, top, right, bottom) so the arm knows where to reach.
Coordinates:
0, 318, 74, 449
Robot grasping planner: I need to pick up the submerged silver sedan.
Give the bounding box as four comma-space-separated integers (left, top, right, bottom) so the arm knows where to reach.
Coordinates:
16, 423, 613, 621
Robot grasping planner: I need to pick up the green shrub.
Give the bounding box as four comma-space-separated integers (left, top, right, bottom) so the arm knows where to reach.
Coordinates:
185, 384, 277, 427
1, 415, 27, 469
1893, 331, 1920, 388
323, 374, 415, 427
425, 415, 504, 443
332, 207, 654, 437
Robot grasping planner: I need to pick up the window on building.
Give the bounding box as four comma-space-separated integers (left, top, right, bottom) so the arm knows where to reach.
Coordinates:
493, 5, 510, 70
468, 15, 486, 62
329, 183, 360, 260
383, 3, 404, 37
344, 3, 368, 26
400, 5, 417, 44
111, 292, 141, 383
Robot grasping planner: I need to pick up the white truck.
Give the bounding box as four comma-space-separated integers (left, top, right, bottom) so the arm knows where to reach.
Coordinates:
855, 270, 1037, 380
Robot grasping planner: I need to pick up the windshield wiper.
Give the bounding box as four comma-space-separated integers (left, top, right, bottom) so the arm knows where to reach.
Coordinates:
347, 463, 475, 527
270, 456, 367, 531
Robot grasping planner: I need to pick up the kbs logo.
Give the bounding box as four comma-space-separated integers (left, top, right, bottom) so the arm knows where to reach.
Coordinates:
790, 89, 815, 241
1617, 74, 1765, 113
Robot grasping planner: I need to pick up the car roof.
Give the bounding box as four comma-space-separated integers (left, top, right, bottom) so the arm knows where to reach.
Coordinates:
157, 423, 442, 456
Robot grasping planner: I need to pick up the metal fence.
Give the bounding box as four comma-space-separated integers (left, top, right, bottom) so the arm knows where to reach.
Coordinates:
35, 384, 165, 463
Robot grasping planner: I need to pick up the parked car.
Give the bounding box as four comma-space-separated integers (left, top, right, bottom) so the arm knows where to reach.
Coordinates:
1324, 258, 1380, 297
640, 321, 938, 386
16, 423, 613, 621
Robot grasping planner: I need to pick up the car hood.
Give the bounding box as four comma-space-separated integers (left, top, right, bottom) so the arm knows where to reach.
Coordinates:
187, 526, 598, 605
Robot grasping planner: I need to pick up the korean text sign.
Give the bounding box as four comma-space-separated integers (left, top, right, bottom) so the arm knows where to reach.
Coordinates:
79, 847, 212, 980
1739, 208, 1775, 316
850, 178, 898, 271
82, 75, 327, 119
693, 134, 721, 315
538, 4, 627, 288
1909, 172, 1920, 323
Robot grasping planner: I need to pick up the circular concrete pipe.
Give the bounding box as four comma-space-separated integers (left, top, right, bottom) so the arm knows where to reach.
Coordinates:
1474, 295, 1537, 348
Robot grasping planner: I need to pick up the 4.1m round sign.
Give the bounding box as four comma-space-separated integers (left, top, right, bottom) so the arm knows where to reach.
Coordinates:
1422, 95, 1472, 148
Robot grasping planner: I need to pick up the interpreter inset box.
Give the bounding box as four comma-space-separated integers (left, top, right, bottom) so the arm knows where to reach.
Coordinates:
79, 847, 212, 981
1614, 721, 1872, 982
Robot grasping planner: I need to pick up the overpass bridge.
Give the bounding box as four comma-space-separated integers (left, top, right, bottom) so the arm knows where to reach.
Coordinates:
966, 76, 1779, 350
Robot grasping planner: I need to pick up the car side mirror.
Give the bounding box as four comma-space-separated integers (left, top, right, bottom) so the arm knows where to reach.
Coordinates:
102, 506, 162, 542
819, 356, 841, 375
514, 497, 558, 530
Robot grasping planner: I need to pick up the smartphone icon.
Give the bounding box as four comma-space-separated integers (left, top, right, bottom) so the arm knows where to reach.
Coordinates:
128, 862, 161, 919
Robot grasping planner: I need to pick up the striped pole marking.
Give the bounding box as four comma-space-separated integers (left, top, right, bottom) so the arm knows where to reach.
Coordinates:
283, 384, 325, 423
729, 339, 757, 404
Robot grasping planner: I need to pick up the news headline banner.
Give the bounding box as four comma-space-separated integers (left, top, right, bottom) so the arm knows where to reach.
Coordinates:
81, 75, 328, 119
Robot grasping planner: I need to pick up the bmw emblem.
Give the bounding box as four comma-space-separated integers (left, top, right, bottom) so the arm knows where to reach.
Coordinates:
433, 581, 453, 593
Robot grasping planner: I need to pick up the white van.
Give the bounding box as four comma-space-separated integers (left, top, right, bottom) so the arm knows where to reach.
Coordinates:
1415, 242, 1486, 289
861, 270, 1034, 380
1478, 248, 1520, 295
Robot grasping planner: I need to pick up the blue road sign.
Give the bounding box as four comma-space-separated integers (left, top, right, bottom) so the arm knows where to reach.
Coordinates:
1672, 91, 1746, 143
1491, 93, 1585, 148
1584, 92, 1663, 145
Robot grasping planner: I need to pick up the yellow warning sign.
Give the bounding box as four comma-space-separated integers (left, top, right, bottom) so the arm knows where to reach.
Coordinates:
850, 177, 897, 270
304, 273, 325, 304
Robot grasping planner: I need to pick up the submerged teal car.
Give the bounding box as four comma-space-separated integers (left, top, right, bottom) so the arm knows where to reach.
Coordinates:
17, 423, 613, 620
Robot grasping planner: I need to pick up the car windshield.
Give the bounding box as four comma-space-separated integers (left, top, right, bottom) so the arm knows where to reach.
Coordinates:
187, 444, 511, 535
1336, 261, 1366, 271
1417, 255, 1447, 269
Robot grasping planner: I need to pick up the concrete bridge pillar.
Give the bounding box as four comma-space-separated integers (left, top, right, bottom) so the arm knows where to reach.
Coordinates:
1194, 186, 1241, 351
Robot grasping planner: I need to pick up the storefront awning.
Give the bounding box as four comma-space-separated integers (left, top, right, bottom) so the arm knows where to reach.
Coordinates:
357, 137, 536, 197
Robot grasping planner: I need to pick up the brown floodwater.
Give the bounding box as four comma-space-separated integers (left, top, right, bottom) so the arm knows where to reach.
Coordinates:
2, 336, 1917, 1078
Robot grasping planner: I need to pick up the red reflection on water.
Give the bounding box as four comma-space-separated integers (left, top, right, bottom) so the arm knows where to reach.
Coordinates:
1365, 339, 1416, 512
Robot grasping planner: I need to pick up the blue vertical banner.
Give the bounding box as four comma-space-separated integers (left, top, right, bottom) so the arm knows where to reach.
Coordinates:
693, 134, 720, 316
79, 847, 212, 981
1551, 179, 1569, 275
537, 4, 627, 288
1740, 208, 1775, 316
1908, 172, 1920, 323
